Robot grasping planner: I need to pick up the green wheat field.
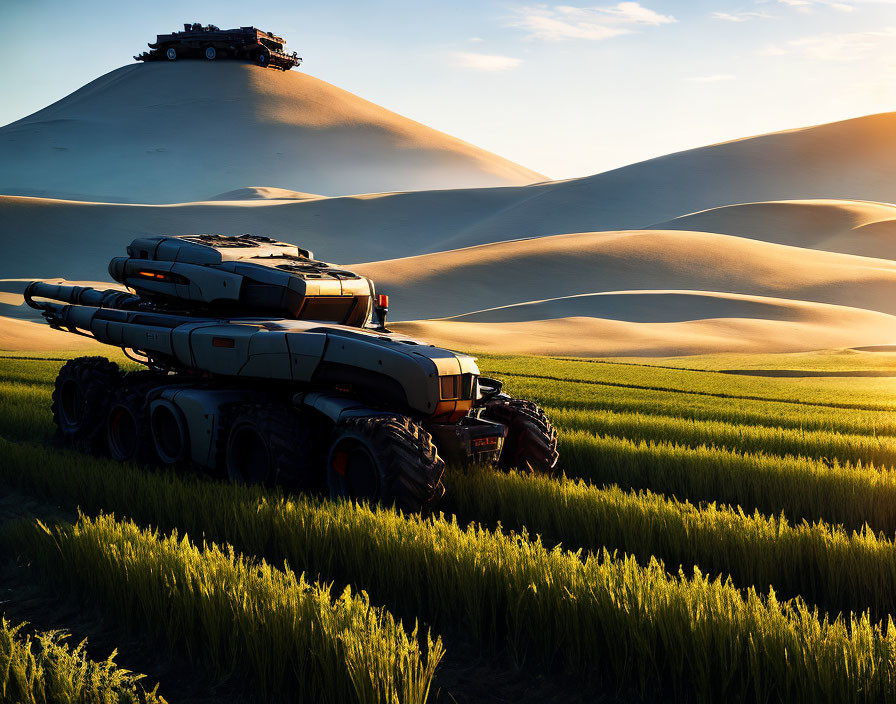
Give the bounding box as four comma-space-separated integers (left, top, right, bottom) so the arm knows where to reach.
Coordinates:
4, 348, 896, 703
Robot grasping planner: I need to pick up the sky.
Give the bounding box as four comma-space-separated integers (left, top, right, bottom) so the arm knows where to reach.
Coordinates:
2, 0, 896, 180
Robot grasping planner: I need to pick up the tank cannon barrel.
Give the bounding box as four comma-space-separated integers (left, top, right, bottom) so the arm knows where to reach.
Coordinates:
24, 281, 141, 312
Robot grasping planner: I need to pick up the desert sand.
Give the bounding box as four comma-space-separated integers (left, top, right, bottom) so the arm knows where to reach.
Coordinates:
394, 310, 896, 357
0, 63, 544, 203
353, 230, 896, 320
0, 316, 101, 352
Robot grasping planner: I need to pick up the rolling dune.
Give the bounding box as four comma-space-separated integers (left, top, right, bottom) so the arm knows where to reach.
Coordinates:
394, 310, 896, 357
654, 200, 896, 259
353, 230, 896, 321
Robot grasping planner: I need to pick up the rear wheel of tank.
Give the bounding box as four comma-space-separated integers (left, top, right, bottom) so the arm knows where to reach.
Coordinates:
204, 46, 216, 60
106, 377, 157, 464
256, 48, 270, 66
166, 47, 177, 60
52, 356, 121, 452
224, 405, 314, 489
480, 398, 559, 475
327, 416, 445, 513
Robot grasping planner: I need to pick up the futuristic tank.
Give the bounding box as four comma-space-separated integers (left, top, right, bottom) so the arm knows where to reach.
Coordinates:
25, 234, 558, 511
135, 23, 301, 71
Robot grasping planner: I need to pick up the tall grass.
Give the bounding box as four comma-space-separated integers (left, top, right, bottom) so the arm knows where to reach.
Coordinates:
0, 616, 164, 704
477, 356, 896, 409
559, 430, 896, 533
444, 467, 896, 619
496, 374, 896, 437
6, 514, 442, 704
548, 405, 896, 468
2, 439, 896, 701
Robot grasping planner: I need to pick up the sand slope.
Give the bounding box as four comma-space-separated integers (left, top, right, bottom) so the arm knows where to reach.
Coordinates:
654, 200, 896, 259
0, 62, 545, 203
442, 290, 867, 323
352, 230, 896, 320
394, 307, 896, 357
207, 187, 323, 201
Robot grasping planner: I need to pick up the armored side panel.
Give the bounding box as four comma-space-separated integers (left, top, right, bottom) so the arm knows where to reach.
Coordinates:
108, 235, 372, 326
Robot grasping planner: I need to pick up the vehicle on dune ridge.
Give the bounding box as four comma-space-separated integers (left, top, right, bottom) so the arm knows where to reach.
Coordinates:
25, 234, 558, 511
135, 23, 301, 71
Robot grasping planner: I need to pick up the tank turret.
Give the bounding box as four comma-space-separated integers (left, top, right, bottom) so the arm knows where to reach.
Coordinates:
107, 234, 375, 326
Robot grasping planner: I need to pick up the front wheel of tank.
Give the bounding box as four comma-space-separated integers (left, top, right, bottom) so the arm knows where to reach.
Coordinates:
327, 416, 445, 513
480, 398, 559, 475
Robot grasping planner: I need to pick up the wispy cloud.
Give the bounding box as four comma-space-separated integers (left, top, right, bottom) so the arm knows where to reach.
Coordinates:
760, 27, 896, 60
511, 2, 676, 41
687, 74, 736, 82
712, 10, 773, 21
775, 0, 863, 11
454, 51, 523, 71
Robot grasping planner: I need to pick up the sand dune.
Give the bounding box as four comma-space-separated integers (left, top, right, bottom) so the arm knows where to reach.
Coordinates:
442, 290, 866, 324
654, 200, 896, 259
353, 230, 896, 321
394, 307, 896, 357
0, 62, 544, 204
207, 187, 323, 201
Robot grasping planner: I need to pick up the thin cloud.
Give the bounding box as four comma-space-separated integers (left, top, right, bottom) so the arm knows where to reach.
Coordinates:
687, 74, 736, 82
776, 0, 856, 10
712, 10, 773, 21
511, 2, 676, 41
761, 27, 896, 60
455, 51, 523, 71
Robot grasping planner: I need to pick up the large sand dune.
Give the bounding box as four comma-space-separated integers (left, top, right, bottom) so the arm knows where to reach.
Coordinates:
8, 88, 896, 355
442, 290, 866, 324
353, 230, 896, 320
0, 63, 544, 203
654, 200, 896, 259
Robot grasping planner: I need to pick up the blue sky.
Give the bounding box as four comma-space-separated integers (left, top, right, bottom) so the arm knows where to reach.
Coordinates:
2, 1, 896, 179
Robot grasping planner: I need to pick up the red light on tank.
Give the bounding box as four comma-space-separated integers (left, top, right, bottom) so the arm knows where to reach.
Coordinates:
377, 294, 389, 308
138, 270, 168, 280
212, 337, 235, 348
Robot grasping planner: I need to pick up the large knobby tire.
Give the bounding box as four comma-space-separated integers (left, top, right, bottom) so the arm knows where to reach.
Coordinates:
327, 416, 445, 513
52, 357, 121, 451
166, 47, 177, 60
106, 376, 157, 464
225, 405, 314, 489
481, 398, 559, 475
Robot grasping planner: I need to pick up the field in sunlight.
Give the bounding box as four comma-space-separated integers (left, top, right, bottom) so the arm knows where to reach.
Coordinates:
3, 350, 896, 702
